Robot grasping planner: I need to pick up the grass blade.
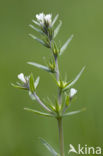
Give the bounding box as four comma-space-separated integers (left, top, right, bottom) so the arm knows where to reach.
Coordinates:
59, 34, 74, 56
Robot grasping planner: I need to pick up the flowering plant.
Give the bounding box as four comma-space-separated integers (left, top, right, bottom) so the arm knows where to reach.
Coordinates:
12, 12, 85, 156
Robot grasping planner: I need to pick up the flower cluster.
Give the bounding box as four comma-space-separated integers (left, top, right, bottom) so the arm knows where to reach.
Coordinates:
12, 12, 85, 117
36, 13, 52, 27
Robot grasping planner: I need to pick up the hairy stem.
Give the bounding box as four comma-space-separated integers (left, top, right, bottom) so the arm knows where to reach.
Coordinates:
58, 118, 64, 156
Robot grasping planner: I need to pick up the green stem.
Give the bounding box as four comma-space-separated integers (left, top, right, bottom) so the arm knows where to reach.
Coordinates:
58, 118, 64, 156
55, 56, 64, 156
49, 39, 64, 156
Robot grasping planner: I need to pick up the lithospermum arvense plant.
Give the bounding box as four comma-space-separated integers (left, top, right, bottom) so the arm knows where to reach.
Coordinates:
12, 12, 86, 156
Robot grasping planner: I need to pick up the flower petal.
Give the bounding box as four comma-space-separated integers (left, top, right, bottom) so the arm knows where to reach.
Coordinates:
70, 88, 77, 98
18, 73, 26, 83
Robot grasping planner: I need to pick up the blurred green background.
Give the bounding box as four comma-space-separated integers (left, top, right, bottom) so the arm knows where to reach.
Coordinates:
0, 0, 103, 155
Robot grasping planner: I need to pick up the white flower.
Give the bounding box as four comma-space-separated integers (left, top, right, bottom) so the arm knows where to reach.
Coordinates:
36, 13, 52, 26
36, 13, 44, 24
44, 14, 52, 24
70, 88, 77, 98
18, 73, 26, 83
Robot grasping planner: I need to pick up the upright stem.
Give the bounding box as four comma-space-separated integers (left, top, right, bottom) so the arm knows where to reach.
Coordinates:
55, 56, 62, 105
50, 40, 65, 156
55, 56, 65, 156
58, 118, 64, 156
55, 56, 59, 81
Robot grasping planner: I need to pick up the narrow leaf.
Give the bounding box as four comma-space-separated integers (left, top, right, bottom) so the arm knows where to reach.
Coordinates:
59, 34, 74, 56
24, 108, 54, 117
34, 76, 40, 89
32, 19, 40, 26
29, 73, 35, 93
65, 95, 70, 106
64, 66, 85, 91
29, 24, 43, 34
29, 34, 48, 47
63, 108, 86, 117
54, 21, 62, 38
52, 14, 59, 26
27, 62, 52, 72
11, 83, 27, 90
43, 97, 56, 112
40, 138, 59, 156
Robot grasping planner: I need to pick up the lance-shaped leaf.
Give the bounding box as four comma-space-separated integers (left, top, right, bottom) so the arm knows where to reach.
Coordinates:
43, 97, 56, 112
40, 138, 59, 156
27, 62, 53, 73
11, 83, 28, 90
29, 73, 35, 93
29, 34, 49, 48
63, 108, 86, 117
64, 66, 85, 91
59, 34, 74, 56
32, 19, 40, 26
29, 24, 44, 34
54, 20, 62, 38
52, 14, 59, 26
34, 76, 40, 89
24, 108, 54, 117
65, 94, 70, 107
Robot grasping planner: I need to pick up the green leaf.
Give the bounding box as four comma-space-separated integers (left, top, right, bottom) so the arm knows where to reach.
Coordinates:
29, 34, 49, 48
29, 24, 44, 34
64, 66, 85, 91
65, 94, 70, 106
63, 108, 86, 117
59, 34, 74, 56
27, 62, 53, 73
54, 21, 62, 38
29, 91, 36, 100
43, 97, 56, 112
29, 73, 35, 93
32, 19, 40, 26
34, 76, 40, 89
24, 108, 54, 117
11, 83, 28, 90
52, 14, 59, 26
40, 138, 59, 156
